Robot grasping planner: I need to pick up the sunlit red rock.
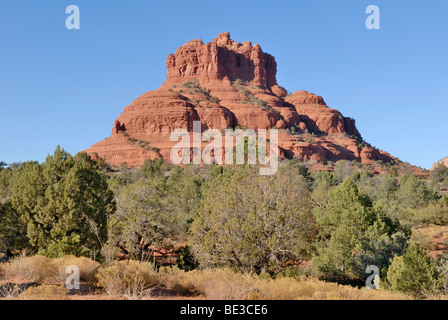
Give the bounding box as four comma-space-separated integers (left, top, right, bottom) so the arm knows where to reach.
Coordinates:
84, 33, 395, 168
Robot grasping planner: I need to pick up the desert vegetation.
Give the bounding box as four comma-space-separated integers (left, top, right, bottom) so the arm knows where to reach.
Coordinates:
2, 148, 448, 299
232, 79, 276, 112
170, 79, 221, 106
0, 255, 411, 300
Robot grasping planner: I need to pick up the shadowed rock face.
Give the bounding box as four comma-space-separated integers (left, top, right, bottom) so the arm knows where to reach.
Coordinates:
84, 33, 396, 168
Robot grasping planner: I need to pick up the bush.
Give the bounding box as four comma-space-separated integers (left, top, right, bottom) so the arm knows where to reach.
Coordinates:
158, 267, 410, 300
199, 270, 252, 300
21, 284, 69, 300
157, 266, 193, 296
412, 202, 448, 225
96, 260, 158, 299
435, 253, 448, 296
175, 246, 198, 271
386, 243, 438, 298
10, 147, 115, 258
159, 268, 252, 299
0, 283, 30, 299
210, 96, 220, 103
189, 169, 315, 274
429, 164, 448, 183
249, 276, 409, 300
110, 177, 178, 261
313, 178, 407, 280
182, 79, 199, 88
4, 255, 56, 283
305, 137, 315, 144
52, 255, 99, 283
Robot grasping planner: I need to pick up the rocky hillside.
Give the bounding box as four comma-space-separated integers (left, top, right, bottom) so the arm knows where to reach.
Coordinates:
84, 32, 396, 168
433, 157, 448, 170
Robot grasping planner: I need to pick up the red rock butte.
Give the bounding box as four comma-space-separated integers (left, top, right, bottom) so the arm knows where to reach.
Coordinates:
84, 32, 396, 168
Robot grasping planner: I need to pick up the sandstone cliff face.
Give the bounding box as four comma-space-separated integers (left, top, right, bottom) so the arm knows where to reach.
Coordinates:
84, 33, 395, 168
284, 91, 360, 136
166, 32, 277, 89
432, 157, 448, 170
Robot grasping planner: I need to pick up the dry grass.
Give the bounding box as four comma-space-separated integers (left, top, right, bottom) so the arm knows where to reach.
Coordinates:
413, 225, 448, 240
412, 224, 448, 256
159, 267, 252, 299
1, 255, 100, 285
1, 256, 413, 300
52, 255, 99, 283
21, 285, 69, 300
3, 255, 56, 283
158, 267, 410, 300
0, 263, 5, 280
0, 283, 27, 299
96, 260, 159, 299
249, 276, 410, 300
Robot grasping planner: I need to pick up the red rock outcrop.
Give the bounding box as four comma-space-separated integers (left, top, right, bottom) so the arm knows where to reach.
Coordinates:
84, 33, 395, 168
284, 91, 359, 136
432, 157, 448, 170
165, 32, 277, 89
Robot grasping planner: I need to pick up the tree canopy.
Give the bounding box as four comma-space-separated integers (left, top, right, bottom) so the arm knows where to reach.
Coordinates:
189, 167, 316, 275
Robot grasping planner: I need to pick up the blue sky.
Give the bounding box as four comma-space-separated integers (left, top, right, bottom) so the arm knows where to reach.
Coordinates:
0, 0, 447, 169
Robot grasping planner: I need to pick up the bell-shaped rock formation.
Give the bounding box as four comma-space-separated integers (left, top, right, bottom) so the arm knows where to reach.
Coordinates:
84, 33, 395, 168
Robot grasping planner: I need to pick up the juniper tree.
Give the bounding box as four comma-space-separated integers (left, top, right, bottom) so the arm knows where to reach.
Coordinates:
387, 243, 438, 298
313, 178, 408, 279
0, 202, 28, 251
188, 168, 316, 275
109, 177, 177, 261
10, 147, 115, 258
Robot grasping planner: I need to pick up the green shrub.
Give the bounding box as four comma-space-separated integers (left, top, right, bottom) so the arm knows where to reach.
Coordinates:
189, 169, 315, 275
210, 96, 220, 103
182, 79, 199, 88
386, 243, 437, 298
313, 178, 408, 280
175, 246, 198, 271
